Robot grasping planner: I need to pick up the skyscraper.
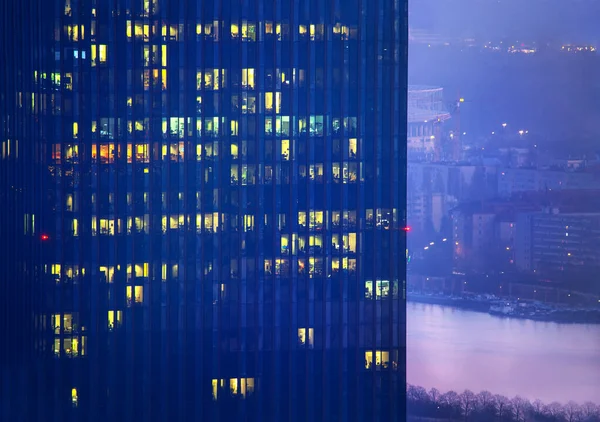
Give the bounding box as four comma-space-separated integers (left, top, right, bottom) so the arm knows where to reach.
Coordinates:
1, 0, 408, 421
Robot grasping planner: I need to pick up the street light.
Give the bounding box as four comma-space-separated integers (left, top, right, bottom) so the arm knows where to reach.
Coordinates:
502, 123, 507, 128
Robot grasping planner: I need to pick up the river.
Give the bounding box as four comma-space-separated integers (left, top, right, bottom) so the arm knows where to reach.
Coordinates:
407, 302, 600, 403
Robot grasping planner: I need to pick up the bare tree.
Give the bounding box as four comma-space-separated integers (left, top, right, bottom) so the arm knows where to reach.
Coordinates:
545, 402, 566, 421
530, 399, 546, 420
564, 401, 583, 422
581, 402, 600, 422
511, 396, 531, 422
429, 387, 441, 407
441, 390, 460, 408
407, 384, 429, 403
477, 390, 495, 411
495, 395, 511, 421
532, 399, 545, 414
459, 390, 477, 421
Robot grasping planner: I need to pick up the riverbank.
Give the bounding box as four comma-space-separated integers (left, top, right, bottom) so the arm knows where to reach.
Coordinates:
407, 293, 600, 324
406, 384, 600, 422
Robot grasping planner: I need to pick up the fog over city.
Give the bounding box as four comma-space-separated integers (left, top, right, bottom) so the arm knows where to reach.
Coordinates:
410, 0, 600, 42
407, 0, 600, 416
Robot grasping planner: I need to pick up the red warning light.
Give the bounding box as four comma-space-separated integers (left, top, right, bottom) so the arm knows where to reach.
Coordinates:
403, 227, 411, 232
40, 234, 50, 241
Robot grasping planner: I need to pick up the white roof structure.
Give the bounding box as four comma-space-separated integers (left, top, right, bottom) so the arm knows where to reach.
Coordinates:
408, 85, 451, 124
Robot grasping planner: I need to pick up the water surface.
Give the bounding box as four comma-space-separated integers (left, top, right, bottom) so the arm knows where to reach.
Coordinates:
407, 302, 600, 403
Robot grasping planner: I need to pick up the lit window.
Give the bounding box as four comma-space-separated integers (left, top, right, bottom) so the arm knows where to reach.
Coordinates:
365, 351, 390, 369
309, 211, 324, 230
212, 379, 221, 400
365, 280, 395, 300
264, 260, 273, 275
298, 328, 314, 347
241, 22, 256, 41
107, 310, 122, 330
241, 68, 255, 89
98, 44, 107, 63
298, 212, 306, 227
275, 259, 289, 276
281, 139, 290, 160
126, 286, 144, 305
213, 378, 255, 400
71, 388, 78, 407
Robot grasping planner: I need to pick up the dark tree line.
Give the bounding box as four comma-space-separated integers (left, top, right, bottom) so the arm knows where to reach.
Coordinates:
407, 384, 600, 422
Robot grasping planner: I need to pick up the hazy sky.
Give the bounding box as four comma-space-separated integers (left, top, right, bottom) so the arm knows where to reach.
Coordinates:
410, 0, 600, 42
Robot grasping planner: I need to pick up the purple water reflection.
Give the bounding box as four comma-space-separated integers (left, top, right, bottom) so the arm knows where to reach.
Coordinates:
407, 302, 600, 403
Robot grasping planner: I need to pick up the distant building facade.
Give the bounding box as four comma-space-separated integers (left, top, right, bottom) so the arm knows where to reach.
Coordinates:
515, 210, 600, 275
498, 167, 598, 197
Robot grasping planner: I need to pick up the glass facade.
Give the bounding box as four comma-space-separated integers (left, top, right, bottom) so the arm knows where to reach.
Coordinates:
1, 0, 408, 420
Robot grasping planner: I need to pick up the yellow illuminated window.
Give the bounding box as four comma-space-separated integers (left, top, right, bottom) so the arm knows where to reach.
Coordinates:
281, 139, 290, 160
91, 45, 97, 66
52, 313, 61, 334
231, 24, 239, 38
265, 92, 281, 114
265, 92, 273, 111
72, 122, 78, 138
241, 378, 254, 396
230, 379, 238, 395
212, 378, 254, 399
298, 212, 306, 227
242, 68, 255, 89
365, 351, 390, 369
99, 44, 107, 63
309, 211, 324, 229
298, 328, 314, 347
64, 73, 73, 90
100, 266, 114, 283
71, 388, 78, 407
349, 138, 358, 157
107, 310, 122, 329
135, 286, 143, 303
